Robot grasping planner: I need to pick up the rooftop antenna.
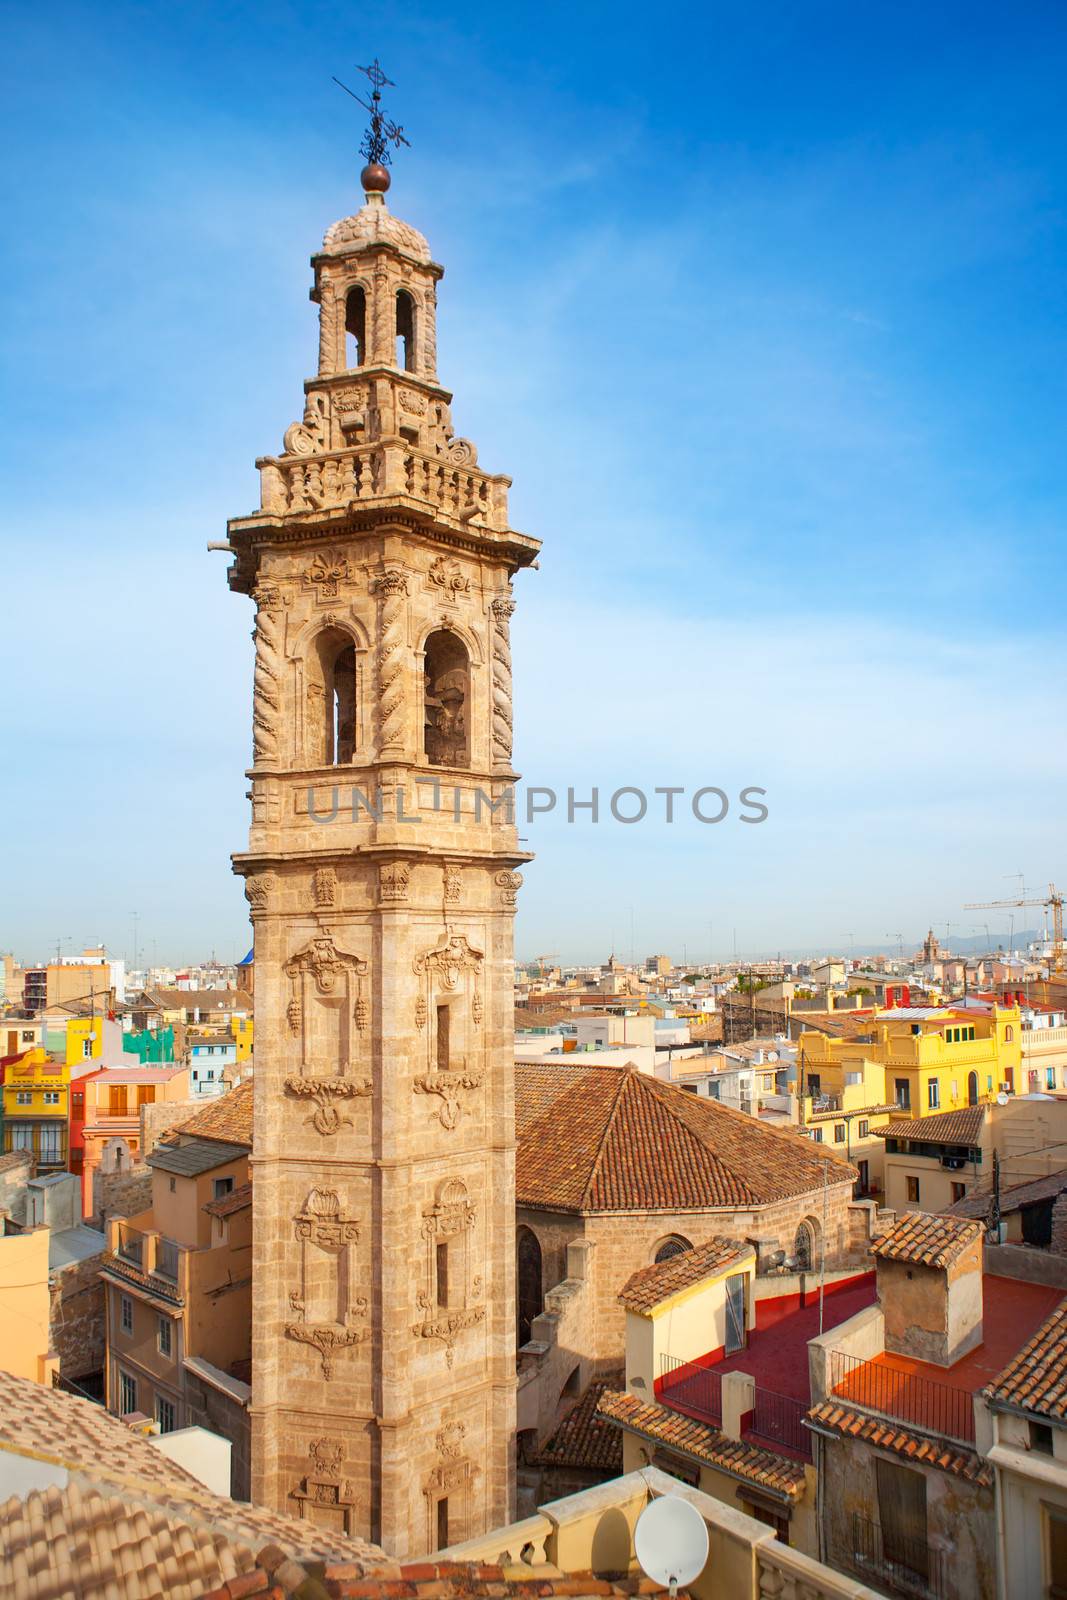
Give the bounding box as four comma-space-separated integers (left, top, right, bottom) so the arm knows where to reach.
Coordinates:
634, 1495, 709, 1598
333, 58, 410, 189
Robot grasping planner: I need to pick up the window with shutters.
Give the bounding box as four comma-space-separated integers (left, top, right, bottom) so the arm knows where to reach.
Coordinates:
875, 1458, 928, 1583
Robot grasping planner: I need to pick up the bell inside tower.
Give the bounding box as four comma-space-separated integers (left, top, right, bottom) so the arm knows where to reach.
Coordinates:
423, 630, 469, 767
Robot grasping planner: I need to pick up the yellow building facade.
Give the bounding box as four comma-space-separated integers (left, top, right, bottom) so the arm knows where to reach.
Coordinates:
2, 1048, 71, 1171
65, 1016, 104, 1066
0, 1229, 56, 1384
799, 1007, 1020, 1116
232, 1014, 253, 1061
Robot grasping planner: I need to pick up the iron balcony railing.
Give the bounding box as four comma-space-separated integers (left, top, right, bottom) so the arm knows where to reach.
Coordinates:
659, 1355, 722, 1423
659, 1355, 813, 1462
829, 1349, 975, 1445
850, 1511, 945, 1599
747, 1385, 813, 1461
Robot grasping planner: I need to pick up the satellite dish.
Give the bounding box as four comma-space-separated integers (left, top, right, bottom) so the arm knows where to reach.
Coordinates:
997, 1092, 1009, 1105
634, 1495, 709, 1596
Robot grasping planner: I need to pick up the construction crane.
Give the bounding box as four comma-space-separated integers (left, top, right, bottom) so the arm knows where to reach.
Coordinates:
964, 883, 1064, 974
531, 952, 559, 980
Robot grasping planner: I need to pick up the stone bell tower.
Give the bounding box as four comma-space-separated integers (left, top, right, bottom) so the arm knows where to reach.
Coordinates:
221, 122, 539, 1555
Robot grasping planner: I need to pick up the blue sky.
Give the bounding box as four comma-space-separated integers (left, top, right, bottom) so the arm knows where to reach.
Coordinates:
2, 1, 1065, 965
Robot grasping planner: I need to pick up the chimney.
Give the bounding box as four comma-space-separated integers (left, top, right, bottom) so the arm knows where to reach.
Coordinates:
873, 1213, 984, 1367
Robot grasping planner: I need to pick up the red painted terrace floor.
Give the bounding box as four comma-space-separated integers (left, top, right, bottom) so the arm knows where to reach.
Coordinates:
713, 1276, 879, 1403
661, 1274, 1063, 1425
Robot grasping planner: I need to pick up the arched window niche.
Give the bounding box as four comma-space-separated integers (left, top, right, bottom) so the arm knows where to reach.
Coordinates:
424, 630, 470, 768
396, 289, 416, 372
517, 1225, 543, 1347
308, 628, 358, 767
345, 287, 366, 369
653, 1234, 692, 1265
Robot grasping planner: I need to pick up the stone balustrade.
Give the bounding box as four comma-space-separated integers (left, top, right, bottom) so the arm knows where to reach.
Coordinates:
437, 1467, 880, 1600
257, 443, 511, 532
435, 1512, 553, 1568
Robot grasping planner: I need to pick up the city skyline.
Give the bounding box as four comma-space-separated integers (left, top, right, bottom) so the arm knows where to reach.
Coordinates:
3, 1, 1065, 959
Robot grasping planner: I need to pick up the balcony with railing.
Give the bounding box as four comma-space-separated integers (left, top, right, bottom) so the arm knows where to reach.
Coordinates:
106, 1217, 188, 1300
848, 1510, 946, 1599
659, 1355, 813, 1462
827, 1349, 975, 1445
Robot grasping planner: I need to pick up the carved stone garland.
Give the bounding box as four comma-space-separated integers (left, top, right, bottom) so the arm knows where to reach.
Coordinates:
372, 571, 409, 755
283, 934, 371, 1135
411, 932, 485, 1129
284, 1188, 368, 1379
412, 1179, 486, 1368
252, 583, 284, 765
489, 595, 515, 770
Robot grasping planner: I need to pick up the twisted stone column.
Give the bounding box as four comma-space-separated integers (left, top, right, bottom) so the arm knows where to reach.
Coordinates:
490, 595, 516, 769
252, 585, 283, 765
374, 571, 409, 755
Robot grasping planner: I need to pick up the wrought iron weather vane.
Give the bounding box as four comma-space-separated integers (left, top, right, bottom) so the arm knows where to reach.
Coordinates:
333, 58, 411, 171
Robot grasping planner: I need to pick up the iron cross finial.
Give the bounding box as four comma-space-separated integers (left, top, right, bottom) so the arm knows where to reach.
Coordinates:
333, 58, 411, 169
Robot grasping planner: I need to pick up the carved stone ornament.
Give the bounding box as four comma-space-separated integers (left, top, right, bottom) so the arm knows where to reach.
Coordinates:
290, 1434, 363, 1532
428, 555, 471, 597
378, 861, 410, 905
412, 1295, 486, 1369
412, 931, 484, 990
282, 934, 372, 1133
443, 864, 462, 903
436, 1420, 466, 1461
495, 869, 523, 907
399, 386, 428, 415
415, 994, 427, 1030
244, 871, 277, 911
284, 394, 329, 457
284, 1189, 368, 1378
304, 551, 351, 601
313, 866, 338, 908
412, 932, 485, 1128
445, 437, 478, 466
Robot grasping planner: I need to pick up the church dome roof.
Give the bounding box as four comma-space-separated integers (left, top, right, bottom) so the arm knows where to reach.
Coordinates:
322, 193, 431, 263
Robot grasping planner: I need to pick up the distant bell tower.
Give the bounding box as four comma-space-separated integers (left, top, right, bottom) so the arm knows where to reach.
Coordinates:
222, 70, 539, 1555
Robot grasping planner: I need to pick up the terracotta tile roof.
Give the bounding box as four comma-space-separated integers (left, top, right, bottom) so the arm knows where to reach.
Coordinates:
984, 1297, 1067, 1420
880, 1106, 986, 1145
204, 1180, 252, 1218
516, 1064, 854, 1213
0, 1149, 33, 1175
100, 1253, 184, 1306
808, 1400, 993, 1485
619, 1238, 754, 1313
946, 1167, 1067, 1222
177, 1078, 253, 1147
515, 1063, 590, 1140
218, 1555, 691, 1600
0, 1369, 389, 1598
870, 1211, 983, 1270
534, 1379, 624, 1473
596, 1389, 807, 1501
